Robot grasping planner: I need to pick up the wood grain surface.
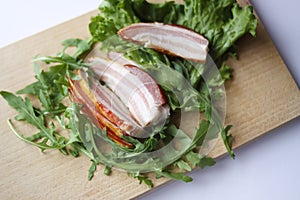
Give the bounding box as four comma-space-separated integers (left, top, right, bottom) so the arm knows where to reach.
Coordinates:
1, 1, 300, 199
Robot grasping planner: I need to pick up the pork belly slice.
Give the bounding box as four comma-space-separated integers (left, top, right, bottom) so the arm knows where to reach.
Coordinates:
69, 56, 170, 148
118, 22, 209, 63
88, 57, 170, 128
69, 75, 135, 148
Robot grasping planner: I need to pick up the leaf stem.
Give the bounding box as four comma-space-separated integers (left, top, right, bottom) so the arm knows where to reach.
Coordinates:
7, 119, 57, 150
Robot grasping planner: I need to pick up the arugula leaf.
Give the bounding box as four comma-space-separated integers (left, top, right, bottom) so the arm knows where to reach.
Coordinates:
185, 151, 202, 168
25, 132, 44, 142
184, 151, 216, 169
173, 159, 192, 172
104, 165, 112, 175
88, 161, 97, 181
127, 173, 154, 188
0, 91, 63, 148
7, 119, 56, 152
69, 148, 79, 158
219, 63, 233, 81
221, 125, 235, 159
61, 38, 92, 59
198, 157, 216, 169
156, 170, 193, 183
17, 65, 68, 115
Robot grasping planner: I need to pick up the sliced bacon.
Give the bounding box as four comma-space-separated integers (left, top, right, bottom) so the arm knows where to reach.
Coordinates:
69, 55, 170, 148
118, 22, 209, 63
88, 57, 170, 127
69, 77, 135, 148
106, 52, 170, 127
76, 70, 139, 133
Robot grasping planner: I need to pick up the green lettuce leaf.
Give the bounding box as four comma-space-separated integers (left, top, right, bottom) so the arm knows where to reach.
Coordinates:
89, 0, 140, 41
89, 0, 258, 60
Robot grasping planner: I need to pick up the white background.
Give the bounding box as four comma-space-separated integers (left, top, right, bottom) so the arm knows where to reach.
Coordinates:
1, 0, 299, 200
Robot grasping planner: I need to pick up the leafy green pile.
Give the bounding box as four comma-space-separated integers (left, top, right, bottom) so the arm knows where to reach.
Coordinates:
0, 0, 257, 187
90, 0, 257, 61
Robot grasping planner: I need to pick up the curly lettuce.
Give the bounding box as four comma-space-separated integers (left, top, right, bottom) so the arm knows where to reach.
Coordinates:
89, 0, 258, 60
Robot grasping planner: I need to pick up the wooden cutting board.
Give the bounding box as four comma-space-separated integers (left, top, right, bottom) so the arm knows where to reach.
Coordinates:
1, 1, 300, 199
